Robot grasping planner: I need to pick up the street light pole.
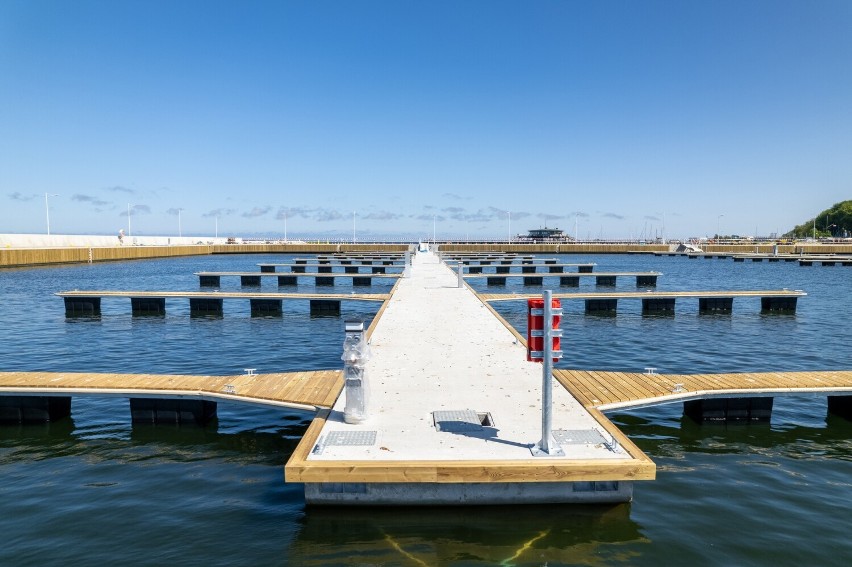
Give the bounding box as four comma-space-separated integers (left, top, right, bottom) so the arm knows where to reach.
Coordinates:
177, 208, 183, 238
717, 214, 724, 238
127, 203, 133, 236
45, 193, 58, 235
353, 211, 356, 244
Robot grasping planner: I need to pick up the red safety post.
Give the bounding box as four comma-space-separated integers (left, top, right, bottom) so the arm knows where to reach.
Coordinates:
527, 298, 561, 363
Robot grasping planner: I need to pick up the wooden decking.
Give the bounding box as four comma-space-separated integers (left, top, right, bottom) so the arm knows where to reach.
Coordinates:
0, 370, 344, 411
555, 369, 852, 411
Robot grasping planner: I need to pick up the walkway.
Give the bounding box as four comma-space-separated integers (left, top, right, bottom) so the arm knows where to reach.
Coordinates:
0, 370, 343, 411
285, 250, 655, 504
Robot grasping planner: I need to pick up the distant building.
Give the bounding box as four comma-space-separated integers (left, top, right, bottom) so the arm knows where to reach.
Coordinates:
518, 227, 572, 242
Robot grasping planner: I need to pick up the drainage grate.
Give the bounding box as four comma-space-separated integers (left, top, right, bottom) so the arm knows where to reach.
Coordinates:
553, 429, 607, 445
433, 410, 484, 432
325, 430, 377, 447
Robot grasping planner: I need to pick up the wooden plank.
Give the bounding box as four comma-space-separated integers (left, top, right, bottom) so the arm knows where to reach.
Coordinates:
564, 369, 616, 406
587, 371, 635, 404
286, 458, 656, 484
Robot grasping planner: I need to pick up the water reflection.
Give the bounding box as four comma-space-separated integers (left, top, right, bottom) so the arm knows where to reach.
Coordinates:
290, 504, 647, 566
612, 406, 852, 462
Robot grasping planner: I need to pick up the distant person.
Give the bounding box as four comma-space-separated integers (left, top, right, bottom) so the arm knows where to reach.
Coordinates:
118, 229, 124, 244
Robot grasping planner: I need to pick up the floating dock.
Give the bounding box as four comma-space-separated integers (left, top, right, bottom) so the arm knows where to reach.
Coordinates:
55, 290, 389, 316
3, 248, 849, 506
285, 250, 656, 505
479, 289, 806, 314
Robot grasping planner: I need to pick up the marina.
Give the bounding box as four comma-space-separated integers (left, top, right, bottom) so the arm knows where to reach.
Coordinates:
3, 248, 840, 509
0, 246, 850, 562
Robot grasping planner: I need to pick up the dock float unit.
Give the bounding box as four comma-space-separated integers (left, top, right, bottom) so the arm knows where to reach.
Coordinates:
285, 250, 656, 506
195, 271, 401, 287
463, 271, 661, 287
56, 290, 390, 317
478, 289, 806, 314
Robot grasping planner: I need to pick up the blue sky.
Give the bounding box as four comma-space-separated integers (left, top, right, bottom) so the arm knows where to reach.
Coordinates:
1, 0, 850, 240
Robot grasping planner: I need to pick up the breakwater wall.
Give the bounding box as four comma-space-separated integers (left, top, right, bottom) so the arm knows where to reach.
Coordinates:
0, 234, 411, 268
3, 233, 851, 268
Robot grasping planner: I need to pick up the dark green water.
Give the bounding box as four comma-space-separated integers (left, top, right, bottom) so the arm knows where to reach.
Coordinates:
0, 253, 849, 566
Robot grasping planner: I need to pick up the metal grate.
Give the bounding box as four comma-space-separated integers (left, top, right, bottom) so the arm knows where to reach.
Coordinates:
433, 410, 483, 432
324, 430, 377, 447
553, 429, 607, 445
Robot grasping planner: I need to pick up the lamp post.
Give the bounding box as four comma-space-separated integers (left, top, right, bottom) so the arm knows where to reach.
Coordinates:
177, 208, 183, 238
215, 215, 218, 239
45, 193, 59, 235
507, 210, 512, 243
283, 208, 288, 242
717, 214, 724, 238
353, 211, 356, 244
127, 203, 133, 236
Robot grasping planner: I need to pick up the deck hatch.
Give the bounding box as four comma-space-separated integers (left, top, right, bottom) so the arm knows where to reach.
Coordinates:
553, 429, 607, 445
433, 409, 487, 432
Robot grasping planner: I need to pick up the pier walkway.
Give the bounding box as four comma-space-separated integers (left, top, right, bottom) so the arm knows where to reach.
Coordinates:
285, 250, 656, 505
0, 370, 343, 412
554, 369, 852, 411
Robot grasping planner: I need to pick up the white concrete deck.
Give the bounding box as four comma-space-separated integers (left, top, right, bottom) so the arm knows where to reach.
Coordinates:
312, 250, 623, 462
291, 249, 653, 503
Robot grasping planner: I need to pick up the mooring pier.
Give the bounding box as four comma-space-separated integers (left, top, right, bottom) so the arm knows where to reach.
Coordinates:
2, 247, 850, 506
285, 250, 656, 505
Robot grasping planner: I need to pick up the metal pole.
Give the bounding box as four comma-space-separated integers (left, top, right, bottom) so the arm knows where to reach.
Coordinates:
457, 262, 463, 288
127, 204, 132, 236
45, 193, 51, 235
178, 208, 182, 238
532, 289, 564, 457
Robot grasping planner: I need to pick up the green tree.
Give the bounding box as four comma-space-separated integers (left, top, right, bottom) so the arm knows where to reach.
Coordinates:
785, 200, 852, 238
